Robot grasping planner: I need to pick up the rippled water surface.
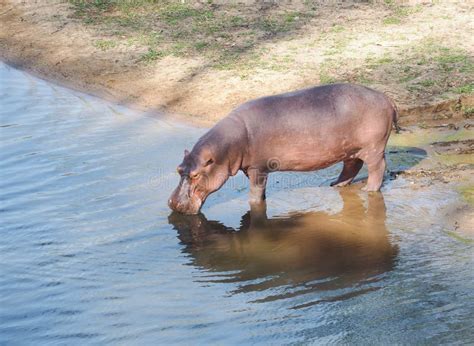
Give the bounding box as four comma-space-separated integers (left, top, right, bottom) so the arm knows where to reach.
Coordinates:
1, 62, 473, 344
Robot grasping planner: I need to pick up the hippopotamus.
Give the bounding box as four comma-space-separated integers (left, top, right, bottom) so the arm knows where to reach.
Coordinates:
169, 83, 399, 215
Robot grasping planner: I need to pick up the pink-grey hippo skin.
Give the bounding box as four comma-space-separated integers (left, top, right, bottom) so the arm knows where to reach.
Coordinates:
169, 83, 399, 215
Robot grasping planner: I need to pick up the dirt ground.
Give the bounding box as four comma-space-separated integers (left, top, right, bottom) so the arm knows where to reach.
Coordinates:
1, 0, 473, 125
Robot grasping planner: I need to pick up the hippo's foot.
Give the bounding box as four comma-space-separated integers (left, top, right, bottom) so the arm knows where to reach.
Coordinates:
363, 155, 386, 192
362, 185, 379, 192
330, 179, 352, 187
331, 159, 364, 188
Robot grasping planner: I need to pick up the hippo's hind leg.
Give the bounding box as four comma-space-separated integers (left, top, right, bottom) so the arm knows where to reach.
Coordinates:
331, 159, 363, 187
363, 153, 386, 192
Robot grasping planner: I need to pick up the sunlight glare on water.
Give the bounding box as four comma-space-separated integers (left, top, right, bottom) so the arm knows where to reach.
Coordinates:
0, 62, 473, 344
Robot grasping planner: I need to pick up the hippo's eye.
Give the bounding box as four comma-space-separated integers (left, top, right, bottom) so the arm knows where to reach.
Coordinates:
190, 172, 200, 179
177, 166, 184, 174
204, 159, 214, 167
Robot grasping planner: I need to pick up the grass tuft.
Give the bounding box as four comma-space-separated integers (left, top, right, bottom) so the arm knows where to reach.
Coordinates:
383, 17, 401, 25
139, 48, 164, 63
93, 39, 116, 51
453, 83, 474, 94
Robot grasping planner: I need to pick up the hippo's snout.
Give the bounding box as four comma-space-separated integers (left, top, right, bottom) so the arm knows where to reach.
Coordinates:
168, 196, 203, 215
168, 176, 203, 215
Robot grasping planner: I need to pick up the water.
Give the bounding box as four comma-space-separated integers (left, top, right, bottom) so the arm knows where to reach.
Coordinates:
1, 62, 473, 344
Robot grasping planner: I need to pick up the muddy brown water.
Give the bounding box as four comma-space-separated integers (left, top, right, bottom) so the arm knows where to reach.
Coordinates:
1, 62, 473, 344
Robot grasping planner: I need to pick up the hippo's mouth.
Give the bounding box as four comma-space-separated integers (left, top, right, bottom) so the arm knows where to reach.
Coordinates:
171, 197, 203, 215
168, 177, 208, 215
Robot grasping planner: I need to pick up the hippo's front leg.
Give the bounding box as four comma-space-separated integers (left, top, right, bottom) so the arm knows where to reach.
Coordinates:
247, 168, 268, 205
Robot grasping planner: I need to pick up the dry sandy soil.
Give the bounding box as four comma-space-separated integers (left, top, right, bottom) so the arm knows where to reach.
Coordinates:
1, 0, 473, 125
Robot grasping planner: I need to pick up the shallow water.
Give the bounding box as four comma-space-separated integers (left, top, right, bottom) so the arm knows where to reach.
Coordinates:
1, 62, 473, 344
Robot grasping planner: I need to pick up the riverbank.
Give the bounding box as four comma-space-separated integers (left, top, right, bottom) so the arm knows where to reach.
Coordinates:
387, 124, 473, 236
1, 1, 473, 125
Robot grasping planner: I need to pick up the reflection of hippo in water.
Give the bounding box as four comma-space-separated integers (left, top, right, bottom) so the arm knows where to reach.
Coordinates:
169, 83, 398, 214
169, 189, 398, 304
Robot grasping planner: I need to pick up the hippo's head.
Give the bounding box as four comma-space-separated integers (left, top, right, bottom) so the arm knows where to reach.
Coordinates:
168, 147, 234, 215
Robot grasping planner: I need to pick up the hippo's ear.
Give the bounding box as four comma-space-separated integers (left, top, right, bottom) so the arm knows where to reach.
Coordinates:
184, 149, 190, 157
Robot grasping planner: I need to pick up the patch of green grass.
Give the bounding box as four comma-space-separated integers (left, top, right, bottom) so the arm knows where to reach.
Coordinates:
376, 57, 393, 64
71, 0, 111, 24
331, 24, 345, 33
324, 36, 350, 56
144, 32, 162, 46
418, 79, 435, 87
393, 5, 422, 17
213, 50, 243, 70
384, 0, 422, 16
115, 0, 158, 12
230, 16, 245, 27
194, 41, 209, 51
170, 42, 187, 57
382, 2, 422, 26
437, 53, 468, 64
319, 73, 338, 84
159, 3, 213, 25
415, 45, 472, 72
462, 106, 474, 118
407, 85, 422, 92
93, 39, 116, 51
139, 48, 165, 63
398, 66, 420, 83
284, 12, 300, 24
416, 57, 428, 66
126, 33, 159, 47
390, 41, 474, 97
383, 17, 401, 25
71, 0, 112, 15
366, 55, 394, 68
257, 11, 307, 35
435, 50, 473, 73
355, 74, 373, 85
399, 75, 416, 83
453, 83, 474, 94
319, 60, 339, 84
258, 18, 283, 33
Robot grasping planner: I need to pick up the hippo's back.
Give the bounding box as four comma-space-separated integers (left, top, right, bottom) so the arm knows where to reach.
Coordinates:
232, 84, 395, 170
237, 84, 391, 124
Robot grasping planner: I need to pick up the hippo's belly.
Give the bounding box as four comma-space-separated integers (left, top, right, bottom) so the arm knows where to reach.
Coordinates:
254, 133, 361, 172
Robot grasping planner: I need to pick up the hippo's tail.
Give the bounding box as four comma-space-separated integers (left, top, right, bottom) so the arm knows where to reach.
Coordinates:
386, 94, 401, 134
